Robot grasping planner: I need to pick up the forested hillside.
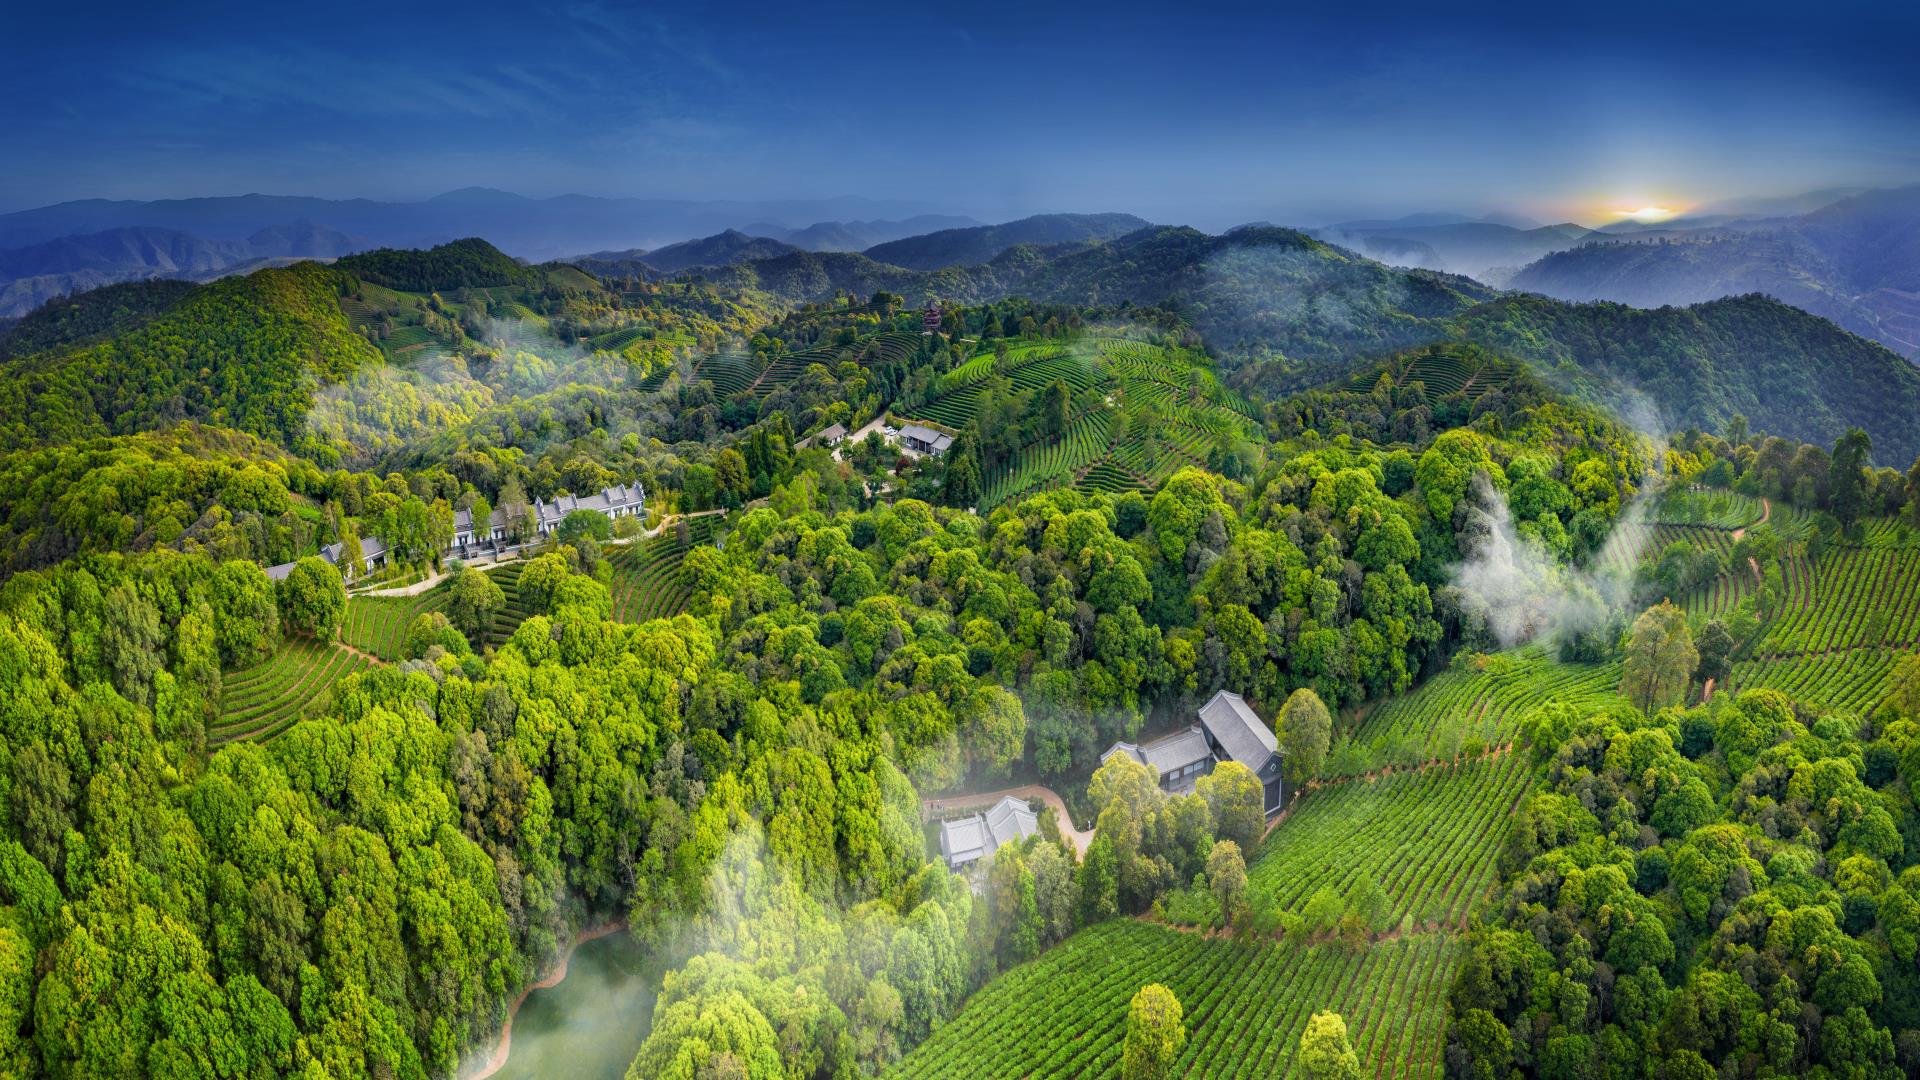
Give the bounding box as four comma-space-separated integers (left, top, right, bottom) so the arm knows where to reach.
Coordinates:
862, 212, 1151, 270
1507, 232, 1883, 346
1450, 293, 1920, 464
712, 225, 1497, 378
335, 237, 536, 292
631, 229, 802, 273
0, 278, 196, 360
699, 225, 1920, 458
1505, 186, 1920, 357
0, 262, 379, 451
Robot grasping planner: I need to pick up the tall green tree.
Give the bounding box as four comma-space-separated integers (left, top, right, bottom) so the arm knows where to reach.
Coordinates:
339, 521, 365, 579
1206, 840, 1248, 928
556, 509, 612, 544
446, 567, 504, 645
1828, 427, 1873, 529
1121, 984, 1186, 1080
1299, 1011, 1363, 1080
941, 432, 983, 509
1694, 619, 1734, 688
1034, 380, 1071, 439
1195, 761, 1264, 852
279, 557, 347, 640
1277, 688, 1332, 784
101, 583, 163, 706
1621, 601, 1698, 715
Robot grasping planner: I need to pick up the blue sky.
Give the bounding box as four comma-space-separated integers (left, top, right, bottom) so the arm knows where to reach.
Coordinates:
4, 0, 1919, 226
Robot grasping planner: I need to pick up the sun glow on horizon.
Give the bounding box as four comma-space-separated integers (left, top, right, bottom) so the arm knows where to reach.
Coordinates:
1615, 205, 1679, 223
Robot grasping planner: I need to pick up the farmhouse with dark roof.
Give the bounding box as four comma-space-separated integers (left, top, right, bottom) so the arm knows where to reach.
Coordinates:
1101, 690, 1286, 815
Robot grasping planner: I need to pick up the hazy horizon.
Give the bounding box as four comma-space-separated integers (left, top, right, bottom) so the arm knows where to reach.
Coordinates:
0, 182, 1906, 238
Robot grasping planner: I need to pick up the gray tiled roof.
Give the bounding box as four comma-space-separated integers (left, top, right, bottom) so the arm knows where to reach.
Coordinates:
938, 795, 1038, 866
272, 483, 644, 579
1101, 726, 1213, 778
799, 422, 847, 448
1199, 690, 1280, 773
1142, 727, 1213, 773
899, 423, 954, 452
982, 795, 1038, 846
939, 816, 987, 864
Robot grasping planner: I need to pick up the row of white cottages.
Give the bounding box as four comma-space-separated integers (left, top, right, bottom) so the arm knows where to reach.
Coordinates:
266, 483, 645, 581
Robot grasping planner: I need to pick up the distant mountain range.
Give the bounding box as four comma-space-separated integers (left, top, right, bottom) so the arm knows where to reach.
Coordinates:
0, 223, 369, 319
687, 224, 1920, 460
1311, 216, 1600, 284
742, 215, 980, 252
581, 230, 805, 275
6, 190, 1920, 462
1509, 186, 1920, 357
0, 189, 960, 263
0, 191, 982, 317
566, 214, 1154, 279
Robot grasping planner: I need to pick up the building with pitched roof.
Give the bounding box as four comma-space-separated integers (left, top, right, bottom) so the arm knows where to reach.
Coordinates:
937, 795, 1040, 870
898, 423, 955, 455
797, 422, 848, 449
1101, 690, 1286, 815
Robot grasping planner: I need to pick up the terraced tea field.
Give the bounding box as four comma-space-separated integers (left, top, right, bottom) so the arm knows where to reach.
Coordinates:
1339, 351, 1518, 400
1757, 547, 1920, 655
1850, 517, 1920, 549
342, 560, 531, 659
1249, 751, 1531, 929
1727, 649, 1900, 715
976, 414, 1106, 506
692, 352, 764, 396
212, 639, 375, 745
1679, 564, 1757, 622
1653, 488, 1766, 529
888, 921, 1459, 1080
1339, 649, 1617, 773
908, 338, 1259, 511
607, 517, 716, 623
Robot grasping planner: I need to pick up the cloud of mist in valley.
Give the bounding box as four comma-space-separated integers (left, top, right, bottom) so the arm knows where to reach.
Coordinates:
1447, 388, 1670, 651
1450, 474, 1647, 651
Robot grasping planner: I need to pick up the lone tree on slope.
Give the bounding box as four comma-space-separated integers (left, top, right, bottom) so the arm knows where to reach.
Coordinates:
1622, 601, 1698, 715
1121, 984, 1186, 1080
1277, 687, 1332, 784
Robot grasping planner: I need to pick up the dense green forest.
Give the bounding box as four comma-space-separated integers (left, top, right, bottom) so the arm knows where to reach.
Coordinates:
1450, 293, 1920, 465
0, 263, 378, 451
0, 278, 197, 361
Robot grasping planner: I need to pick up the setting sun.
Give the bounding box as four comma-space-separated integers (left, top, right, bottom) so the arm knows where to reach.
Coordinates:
1617, 205, 1678, 223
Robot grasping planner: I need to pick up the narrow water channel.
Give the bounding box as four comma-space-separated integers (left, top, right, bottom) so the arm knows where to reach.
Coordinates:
482, 930, 657, 1080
